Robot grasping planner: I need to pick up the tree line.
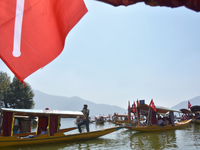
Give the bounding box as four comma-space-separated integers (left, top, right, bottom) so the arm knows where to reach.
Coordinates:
0, 71, 34, 109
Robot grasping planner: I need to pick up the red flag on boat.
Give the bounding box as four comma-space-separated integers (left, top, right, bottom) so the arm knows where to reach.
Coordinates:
149, 99, 157, 112
128, 101, 130, 110
188, 101, 191, 109
0, 0, 87, 83
132, 101, 136, 113
137, 99, 140, 106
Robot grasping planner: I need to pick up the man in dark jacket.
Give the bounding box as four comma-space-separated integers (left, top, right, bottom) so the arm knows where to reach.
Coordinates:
78, 104, 90, 133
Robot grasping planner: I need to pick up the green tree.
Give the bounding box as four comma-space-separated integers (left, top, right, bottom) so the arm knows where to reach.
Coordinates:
8, 76, 35, 109
0, 71, 11, 108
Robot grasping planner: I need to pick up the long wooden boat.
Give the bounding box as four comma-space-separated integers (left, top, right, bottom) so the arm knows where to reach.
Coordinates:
125, 103, 192, 132
0, 108, 123, 147
0, 126, 122, 147
190, 105, 200, 124
126, 119, 192, 131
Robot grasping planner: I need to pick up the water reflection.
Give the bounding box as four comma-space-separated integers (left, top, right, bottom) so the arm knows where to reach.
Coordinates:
129, 129, 178, 149
95, 123, 105, 129
193, 123, 200, 147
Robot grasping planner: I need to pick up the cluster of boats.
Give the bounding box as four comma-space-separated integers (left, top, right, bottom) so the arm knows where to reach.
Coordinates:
0, 101, 199, 148
109, 101, 200, 132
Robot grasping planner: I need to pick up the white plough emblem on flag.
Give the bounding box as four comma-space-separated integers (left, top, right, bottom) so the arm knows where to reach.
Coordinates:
13, 0, 25, 57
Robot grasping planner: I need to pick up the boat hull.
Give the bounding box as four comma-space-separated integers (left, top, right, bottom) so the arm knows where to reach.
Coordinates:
96, 120, 104, 124
125, 119, 192, 132
0, 126, 123, 147
110, 120, 134, 125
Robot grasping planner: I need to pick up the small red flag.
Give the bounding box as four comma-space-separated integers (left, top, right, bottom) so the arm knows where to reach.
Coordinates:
128, 101, 130, 110
137, 99, 139, 106
149, 99, 157, 112
132, 101, 136, 113
188, 101, 191, 109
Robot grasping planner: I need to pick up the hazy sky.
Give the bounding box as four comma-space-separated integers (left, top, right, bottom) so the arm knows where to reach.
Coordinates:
1, 0, 200, 109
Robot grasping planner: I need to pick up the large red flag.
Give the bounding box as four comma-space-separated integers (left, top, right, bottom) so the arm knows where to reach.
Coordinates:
132, 101, 136, 113
0, 0, 87, 83
149, 99, 157, 112
188, 101, 191, 109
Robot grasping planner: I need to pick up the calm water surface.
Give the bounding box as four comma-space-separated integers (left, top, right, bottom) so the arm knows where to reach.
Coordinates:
5, 119, 200, 150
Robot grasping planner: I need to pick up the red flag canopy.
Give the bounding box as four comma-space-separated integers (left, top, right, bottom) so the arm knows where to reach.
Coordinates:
149, 99, 157, 112
0, 0, 87, 83
188, 101, 192, 109
97, 0, 200, 12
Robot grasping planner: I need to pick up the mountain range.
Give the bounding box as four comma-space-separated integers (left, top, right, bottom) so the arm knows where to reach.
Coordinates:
33, 90, 127, 117
33, 90, 200, 117
171, 96, 200, 110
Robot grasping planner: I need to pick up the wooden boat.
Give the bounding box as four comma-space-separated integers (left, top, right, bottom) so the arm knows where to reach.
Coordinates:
126, 119, 192, 131
190, 105, 200, 124
110, 114, 135, 125
179, 108, 193, 121
94, 115, 105, 124
0, 108, 123, 147
125, 103, 192, 132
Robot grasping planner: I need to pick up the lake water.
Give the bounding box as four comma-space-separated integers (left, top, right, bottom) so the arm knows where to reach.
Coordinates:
5, 119, 200, 150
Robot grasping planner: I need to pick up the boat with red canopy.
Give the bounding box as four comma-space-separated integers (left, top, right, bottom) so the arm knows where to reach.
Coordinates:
125, 101, 192, 132
0, 108, 123, 147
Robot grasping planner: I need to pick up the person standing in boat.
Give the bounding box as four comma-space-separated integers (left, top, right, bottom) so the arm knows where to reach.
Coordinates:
78, 104, 90, 133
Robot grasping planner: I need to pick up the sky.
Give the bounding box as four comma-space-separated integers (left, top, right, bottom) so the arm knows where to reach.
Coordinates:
1, 0, 200, 109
